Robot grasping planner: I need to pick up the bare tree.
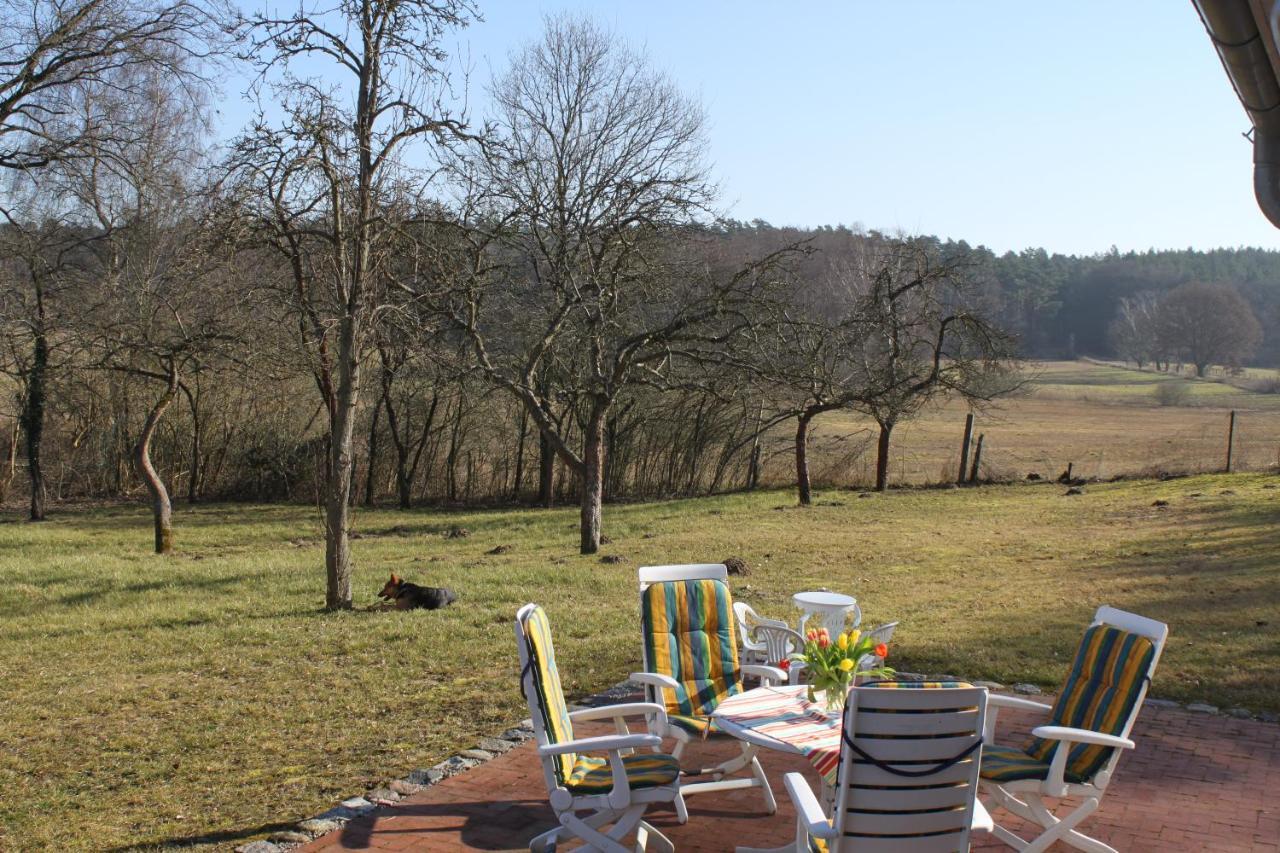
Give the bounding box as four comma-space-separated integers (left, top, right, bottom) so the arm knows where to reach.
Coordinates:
0, 0, 228, 171
1108, 291, 1162, 369
847, 238, 1016, 492
443, 15, 791, 553
71, 62, 236, 553
231, 0, 476, 608
1156, 281, 1262, 377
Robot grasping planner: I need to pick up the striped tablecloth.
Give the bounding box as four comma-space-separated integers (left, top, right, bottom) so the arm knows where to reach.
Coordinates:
712, 685, 843, 784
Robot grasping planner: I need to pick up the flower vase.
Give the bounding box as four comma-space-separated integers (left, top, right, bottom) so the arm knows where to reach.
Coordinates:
808, 675, 851, 713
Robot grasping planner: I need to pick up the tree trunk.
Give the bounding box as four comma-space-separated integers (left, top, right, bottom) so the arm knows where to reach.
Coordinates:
512, 406, 528, 501
0, 418, 18, 501
134, 364, 179, 554
874, 419, 895, 492
324, 316, 360, 611
363, 397, 381, 506
795, 411, 813, 506
23, 331, 48, 521
579, 405, 607, 554
538, 429, 555, 507
183, 381, 204, 504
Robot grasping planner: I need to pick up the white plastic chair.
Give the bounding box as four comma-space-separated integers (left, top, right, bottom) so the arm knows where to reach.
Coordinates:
855, 620, 899, 672
782, 682, 992, 853
733, 601, 788, 665
734, 601, 806, 682
633, 564, 785, 822
515, 604, 678, 853
979, 606, 1168, 853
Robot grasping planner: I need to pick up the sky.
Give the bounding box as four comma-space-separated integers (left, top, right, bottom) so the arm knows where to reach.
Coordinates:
222, 1, 1277, 257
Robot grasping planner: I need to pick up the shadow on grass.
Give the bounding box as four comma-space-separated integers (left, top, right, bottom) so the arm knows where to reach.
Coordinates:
99, 819, 303, 851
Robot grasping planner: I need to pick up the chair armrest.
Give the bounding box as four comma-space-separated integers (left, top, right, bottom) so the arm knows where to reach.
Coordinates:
783, 772, 836, 839
741, 664, 787, 685
630, 671, 681, 692
989, 694, 1054, 713
1031, 725, 1135, 750
536, 733, 662, 757
569, 702, 668, 731
984, 693, 1053, 744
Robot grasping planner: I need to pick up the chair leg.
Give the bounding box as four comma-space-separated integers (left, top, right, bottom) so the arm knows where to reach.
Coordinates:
561, 805, 645, 853
750, 751, 777, 815
673, 790, 689, 824
529, 825, 561, 852
984, 787, 1110, 853
637, 819, 675, 853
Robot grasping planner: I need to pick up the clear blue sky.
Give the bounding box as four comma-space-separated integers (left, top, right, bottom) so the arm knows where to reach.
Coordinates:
224, 1, 1275, 256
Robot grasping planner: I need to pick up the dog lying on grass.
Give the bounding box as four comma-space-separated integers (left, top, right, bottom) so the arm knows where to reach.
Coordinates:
376, 573, 458, 610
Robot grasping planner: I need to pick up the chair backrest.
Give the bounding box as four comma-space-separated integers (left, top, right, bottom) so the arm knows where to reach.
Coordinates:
752, 622, 805, 667
640, 575, 742, 717
1025, 605, 1168, 786
831, 683, 988, 853
732, 601, 762, 653
733, 601, 790, 656
638, 563, 727, 590
514, 603, 576, 791
856, 621, 900, 670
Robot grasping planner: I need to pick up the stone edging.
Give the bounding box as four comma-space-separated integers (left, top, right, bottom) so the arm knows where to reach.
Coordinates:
233, 675, 1277, 852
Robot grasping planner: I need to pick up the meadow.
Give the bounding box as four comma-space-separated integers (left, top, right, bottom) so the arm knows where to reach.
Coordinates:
0, 359, 1278, 850
799, 360, 1280, 489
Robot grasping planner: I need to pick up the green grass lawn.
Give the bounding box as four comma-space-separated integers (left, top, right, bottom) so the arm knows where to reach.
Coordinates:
1, 474, 1278, 849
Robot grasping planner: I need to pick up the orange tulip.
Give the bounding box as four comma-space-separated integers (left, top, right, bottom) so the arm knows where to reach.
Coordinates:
875, 642, 888, 659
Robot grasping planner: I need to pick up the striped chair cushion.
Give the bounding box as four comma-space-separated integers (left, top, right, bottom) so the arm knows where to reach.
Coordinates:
641, 579, 744, 720
1025, 624, 1155, 782
667, 712, 730, 737
980, 743, 1070, 784
807, 822, 833, 853
520, 606, 575, 785
565, 752, 681, 794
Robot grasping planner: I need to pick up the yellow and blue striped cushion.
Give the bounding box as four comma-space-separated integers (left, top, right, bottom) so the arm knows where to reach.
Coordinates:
641, 579, 743, 719
565, 752, 681, 794
667, 712, 730, 737
521, 606, 576, 786
1027, 625, 1155, 782
980, 743, 1065, 783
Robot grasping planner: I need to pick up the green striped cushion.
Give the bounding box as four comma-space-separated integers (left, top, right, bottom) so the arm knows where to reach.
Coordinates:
667, 712, 731, 737
565, 752, 680, 794
641, 579, 743, 718
521, 606, 576, 785
1026, 625, 1155, 782
980, 743, 1065, 783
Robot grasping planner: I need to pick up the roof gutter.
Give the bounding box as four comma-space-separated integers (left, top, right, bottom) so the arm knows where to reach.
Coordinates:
1193, 0, 1280, 227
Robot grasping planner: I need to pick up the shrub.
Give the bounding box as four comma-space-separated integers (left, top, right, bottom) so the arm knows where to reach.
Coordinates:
1153, 382, 1191, 407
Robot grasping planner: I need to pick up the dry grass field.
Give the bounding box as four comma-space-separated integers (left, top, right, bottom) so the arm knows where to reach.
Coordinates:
0, 359, 1277, 850
790, 360, 1280, 489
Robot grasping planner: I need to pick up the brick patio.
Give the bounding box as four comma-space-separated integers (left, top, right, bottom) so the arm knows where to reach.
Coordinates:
300, 697, 1280, 852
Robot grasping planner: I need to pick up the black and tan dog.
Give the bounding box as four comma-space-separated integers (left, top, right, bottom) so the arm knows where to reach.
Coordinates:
377, 573, 458, 610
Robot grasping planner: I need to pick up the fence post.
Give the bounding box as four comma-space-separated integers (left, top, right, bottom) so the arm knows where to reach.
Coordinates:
1226, 410, 1236, 473
968, 433, 984, 483
958, 413, 974, 485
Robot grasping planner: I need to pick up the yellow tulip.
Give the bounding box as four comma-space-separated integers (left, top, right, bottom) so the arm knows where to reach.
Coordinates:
848, 629, 861, 646
836, 633, 849, 650
839, 658, 854, 672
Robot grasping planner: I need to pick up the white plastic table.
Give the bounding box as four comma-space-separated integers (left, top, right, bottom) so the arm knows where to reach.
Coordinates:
793, 590, 861, 636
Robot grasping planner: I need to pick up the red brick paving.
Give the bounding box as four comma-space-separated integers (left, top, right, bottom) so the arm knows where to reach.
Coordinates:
300, 697, 1280, 852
